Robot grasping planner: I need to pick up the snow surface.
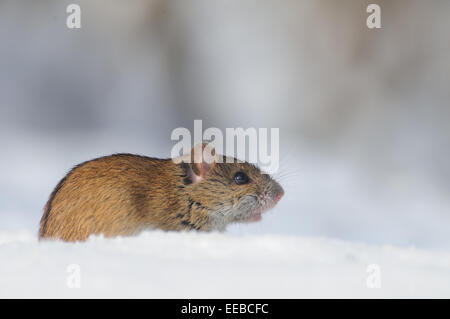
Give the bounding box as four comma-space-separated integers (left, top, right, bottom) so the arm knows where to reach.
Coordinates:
1, 230, 449, 298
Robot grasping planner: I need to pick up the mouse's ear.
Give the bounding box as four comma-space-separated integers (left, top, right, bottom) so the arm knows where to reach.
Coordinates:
190, 143, 217, 181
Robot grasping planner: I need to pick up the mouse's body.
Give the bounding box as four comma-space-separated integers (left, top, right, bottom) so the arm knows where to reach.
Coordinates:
39, 144, 284, 242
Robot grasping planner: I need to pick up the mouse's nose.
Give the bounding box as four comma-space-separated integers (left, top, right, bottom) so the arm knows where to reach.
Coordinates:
274, 191, 283, 203
272, 184, 284, 203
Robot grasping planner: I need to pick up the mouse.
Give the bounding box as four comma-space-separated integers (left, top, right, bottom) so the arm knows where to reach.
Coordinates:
39, 143, 284, 242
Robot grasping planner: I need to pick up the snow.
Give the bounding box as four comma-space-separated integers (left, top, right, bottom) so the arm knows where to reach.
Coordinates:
1, 230, 449, 298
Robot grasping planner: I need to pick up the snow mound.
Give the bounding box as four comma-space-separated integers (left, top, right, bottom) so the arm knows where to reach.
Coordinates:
1, 230, 449, 298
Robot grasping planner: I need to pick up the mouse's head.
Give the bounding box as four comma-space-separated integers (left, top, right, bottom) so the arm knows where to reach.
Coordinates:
177, 143, 284, 230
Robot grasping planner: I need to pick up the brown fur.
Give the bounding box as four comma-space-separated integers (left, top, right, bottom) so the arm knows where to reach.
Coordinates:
39, 145, 284, 242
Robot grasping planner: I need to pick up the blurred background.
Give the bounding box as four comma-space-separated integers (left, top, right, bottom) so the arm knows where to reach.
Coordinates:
0, 0, 449, 249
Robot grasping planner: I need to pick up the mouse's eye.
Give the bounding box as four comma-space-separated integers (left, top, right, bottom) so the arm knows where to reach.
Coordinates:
233, 171, 250, 185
